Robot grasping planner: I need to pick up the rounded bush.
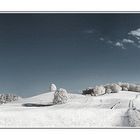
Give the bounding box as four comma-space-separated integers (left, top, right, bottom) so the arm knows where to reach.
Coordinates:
129, 84, 137, 91
111, 84, 122, 93
53, 88, 68, 104
135, 85, 140, 92
122, 87, 128, 91
118, 82, 129, 90
93, 86, 105, 95
105, 88, 112, 94
49, 83, 57, 92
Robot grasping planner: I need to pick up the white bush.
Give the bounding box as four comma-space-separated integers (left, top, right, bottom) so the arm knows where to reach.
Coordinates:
0, 94, 20, 104
93, 86, 105, 95
49, 83, 57, 92
105, 88, 112, 94
53, 88, 68, 104
135, 85, 140, 92
118, 82, 129, 90
129, 83, 137, 91
111, 84, 122, 93
122, 87, 128, 91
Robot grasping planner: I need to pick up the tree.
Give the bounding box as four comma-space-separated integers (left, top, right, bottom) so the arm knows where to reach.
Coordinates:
53, 88, 68, 104
135, 85, 140, 92
0, 93, 20, 104
129, 83, 136, 91
93, 86, 105, 95
105, 88, 112, 94
118, 82, 129, 91
111, 84, 122, 93
49, 83, 57, 92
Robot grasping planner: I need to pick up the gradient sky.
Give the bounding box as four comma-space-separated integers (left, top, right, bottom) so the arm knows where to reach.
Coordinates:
1, 13, 140, 97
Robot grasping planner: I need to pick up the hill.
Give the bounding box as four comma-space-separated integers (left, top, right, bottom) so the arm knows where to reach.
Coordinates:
0, 91, 140, 127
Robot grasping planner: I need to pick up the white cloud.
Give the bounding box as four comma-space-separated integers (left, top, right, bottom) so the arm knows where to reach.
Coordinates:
115, 42, 126, 49
95, 28, 140, 50
136, 36, 140, 40
100, 37, 104, 41
115, 42, 123, 47
128, 28, 140, 37
122, 39, 134, 43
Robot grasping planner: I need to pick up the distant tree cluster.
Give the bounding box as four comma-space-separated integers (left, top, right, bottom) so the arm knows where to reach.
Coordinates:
0, 94, 20, 104
82, 82, 140, 96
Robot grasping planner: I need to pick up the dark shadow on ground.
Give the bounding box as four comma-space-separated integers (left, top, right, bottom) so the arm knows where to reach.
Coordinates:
22, 103, 54, 107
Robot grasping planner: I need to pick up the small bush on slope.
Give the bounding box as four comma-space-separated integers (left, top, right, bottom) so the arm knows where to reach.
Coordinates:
135, 85, 140, 92
49, 83, 57, 92
105, 88, 112, 94
110, 84, 122, 93
104, 84, 112, 94
53, 88, 68, 104
82, 88, 96, 96
122, 87, 129, 91
93, 86, 105, 95
129, 83, 137, 91
0, 94, 20, 104
82, 82, 140, 96
118, 82, 129, 91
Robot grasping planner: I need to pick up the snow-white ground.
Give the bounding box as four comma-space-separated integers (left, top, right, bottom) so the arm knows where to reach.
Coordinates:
0, 91, 140, 128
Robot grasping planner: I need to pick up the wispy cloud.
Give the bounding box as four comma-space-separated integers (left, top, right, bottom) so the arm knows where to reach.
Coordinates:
98, 30, 137, 50
115, 42, 126, 49
128, 28, 140, 38
115, 42, 123, 47
86, 27, 140, 50
84, 29, 95, 34
100, 37, 104, 41
122, 39, 134, 44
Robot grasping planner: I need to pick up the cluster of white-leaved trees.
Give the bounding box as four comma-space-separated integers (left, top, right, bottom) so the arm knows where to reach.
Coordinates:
83, 82, 140, 96
49, 83, 69, 104
0, 94, 20, 104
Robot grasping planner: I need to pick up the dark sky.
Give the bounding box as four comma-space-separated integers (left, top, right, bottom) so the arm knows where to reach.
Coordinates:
1, 13, 140, 97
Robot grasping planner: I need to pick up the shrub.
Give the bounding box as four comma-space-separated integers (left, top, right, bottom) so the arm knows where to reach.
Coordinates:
105, 88, 112, 94
110, 84, 122, 93
93, 86, 105, 95
0, 94, 20, 104
118, 82, 129, 90
122, 87, 128, 91
49, 83, 57, 92
135, 85, 140, 92
129, 83, 137, 91
53, 88, 68, 104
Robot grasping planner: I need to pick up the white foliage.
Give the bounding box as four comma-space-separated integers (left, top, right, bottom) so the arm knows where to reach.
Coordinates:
110, 84, 122, 93
0, 94, 20, 104
49, 83, 57, 92
53, 88, 68, 104
104, 84, 112, 94
129, 83, 137, 91
83, 82, 140, 96
135, 85, 140, 92
93, 86, 105, 95
122, 87, 128, 91
118, 82, 129, 89
105, 88, 112, 94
